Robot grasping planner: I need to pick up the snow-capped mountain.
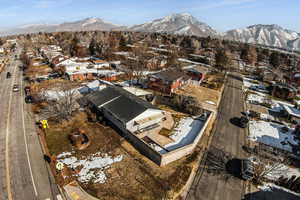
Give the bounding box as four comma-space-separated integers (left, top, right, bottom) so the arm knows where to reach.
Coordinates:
224, 24, 300, 50
130, 13, 217, 37
0, 18, 119, 36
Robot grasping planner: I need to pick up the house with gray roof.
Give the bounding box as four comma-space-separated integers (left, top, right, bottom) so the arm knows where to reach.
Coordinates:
86, 86, 165, 134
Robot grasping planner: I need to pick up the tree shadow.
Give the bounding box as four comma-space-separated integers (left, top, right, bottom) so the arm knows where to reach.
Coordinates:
230, 117, 241, 127
243, 187, 300, 200
226, 158, 242, 179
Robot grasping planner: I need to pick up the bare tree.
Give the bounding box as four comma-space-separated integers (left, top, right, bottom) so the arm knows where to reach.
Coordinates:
253, 161, 288, 184
40, 84, 79, 120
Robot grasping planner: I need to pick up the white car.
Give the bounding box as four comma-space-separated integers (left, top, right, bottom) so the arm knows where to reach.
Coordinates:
13, 84, 19, 92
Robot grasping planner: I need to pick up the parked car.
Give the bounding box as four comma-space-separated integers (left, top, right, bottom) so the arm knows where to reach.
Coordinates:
6, 72, 11, 78
25, 95, 34, 104
13, 84, 19, 92
240, 159, 254, 180
24, 86, 31, 96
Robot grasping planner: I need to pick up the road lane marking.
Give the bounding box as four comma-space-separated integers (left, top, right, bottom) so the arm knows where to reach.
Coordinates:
5, 54, 18, 200
20, 68, 38, 196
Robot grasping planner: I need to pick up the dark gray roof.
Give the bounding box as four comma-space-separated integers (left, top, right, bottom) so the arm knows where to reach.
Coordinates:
87, 86, 157, 123
152, 69, 188, 82
186, 65, 209, 74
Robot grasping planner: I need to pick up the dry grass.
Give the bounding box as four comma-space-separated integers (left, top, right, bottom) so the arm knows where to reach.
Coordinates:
26, 64, 53, 77
202, 72, 225, 91
45, 112, 198, 200
176, 84, 220, 105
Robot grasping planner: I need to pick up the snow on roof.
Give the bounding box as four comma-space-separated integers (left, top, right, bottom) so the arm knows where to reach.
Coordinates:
123, 87, 152, 97
113, 51, 130, 56
247, 93, 266, 104
249, 120, 298, 152
86, 80, 102, 89
160, 117, 205, 153
178, 58, 203, 65
294, 73, 300, 78
282, 104, 300, 118
243, 77, 259, 88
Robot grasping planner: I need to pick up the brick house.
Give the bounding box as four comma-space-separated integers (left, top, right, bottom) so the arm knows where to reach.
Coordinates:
272, 83, 297, 100
148, 69, 190, 94
289, 72, 300, 86
183, 65, 209, 85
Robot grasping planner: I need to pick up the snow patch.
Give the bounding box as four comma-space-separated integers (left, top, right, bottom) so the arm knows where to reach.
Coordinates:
57, 152, 123, 184
249, 121, 298, 152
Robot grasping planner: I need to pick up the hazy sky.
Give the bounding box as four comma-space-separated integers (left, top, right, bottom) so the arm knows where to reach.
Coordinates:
1, 0, 300, 32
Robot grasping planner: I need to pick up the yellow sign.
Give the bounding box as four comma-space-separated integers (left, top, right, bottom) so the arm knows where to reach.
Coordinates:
56, 162, 64, 170
40, 120, 49, 129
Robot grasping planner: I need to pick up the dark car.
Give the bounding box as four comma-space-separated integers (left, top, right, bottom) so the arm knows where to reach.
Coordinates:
240, 159, 254, 180
48, 73, 60, 79
239, 116, 249, 128
6, 72, 11, 78
25, 96, 34, 104
24, 86, 31, 96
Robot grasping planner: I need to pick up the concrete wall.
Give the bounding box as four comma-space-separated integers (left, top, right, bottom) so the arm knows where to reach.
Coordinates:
160, 111, 214, 166
93, 102, 214, 166
124, 130, 162, 165
126, 110, 164, 133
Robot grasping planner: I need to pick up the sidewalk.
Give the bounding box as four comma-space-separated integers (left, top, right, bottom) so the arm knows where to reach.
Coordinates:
64, 181, 99, 200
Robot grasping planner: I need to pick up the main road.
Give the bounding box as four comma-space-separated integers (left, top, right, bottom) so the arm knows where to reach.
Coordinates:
0, 47, 56, 200
186, 73, 247, 200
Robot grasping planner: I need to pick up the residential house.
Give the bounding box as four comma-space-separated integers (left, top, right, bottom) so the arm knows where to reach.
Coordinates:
57, 58, 123, 82
183, 65, 209, 85
86, 85, 212, 166
272, 83, 297, 100
86, 86, 165, 134
289, 72, 300, 86
148, 69, 190, 94
262, 71, 278, 82
282, 104, 300, 124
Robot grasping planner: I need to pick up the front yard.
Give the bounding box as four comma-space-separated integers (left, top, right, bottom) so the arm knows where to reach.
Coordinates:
45, 112, 199, 200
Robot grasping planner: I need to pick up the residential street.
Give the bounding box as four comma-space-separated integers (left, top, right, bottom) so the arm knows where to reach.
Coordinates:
0, 50, 55, 200
186, 73, 247, 200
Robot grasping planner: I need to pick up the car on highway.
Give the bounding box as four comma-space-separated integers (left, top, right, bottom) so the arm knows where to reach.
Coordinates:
6, 72, 11, 78
13, 84, 19, 92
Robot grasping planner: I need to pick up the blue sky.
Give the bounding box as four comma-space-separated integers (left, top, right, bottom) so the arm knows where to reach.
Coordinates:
1, 0, 300, 32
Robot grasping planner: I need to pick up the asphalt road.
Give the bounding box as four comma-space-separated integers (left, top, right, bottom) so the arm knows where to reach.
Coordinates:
0, 49, 56, 200
186, 73, 247, 200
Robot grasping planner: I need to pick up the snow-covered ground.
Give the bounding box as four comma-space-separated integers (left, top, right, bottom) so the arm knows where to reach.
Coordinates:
247, 93, 266, 104
159, 117, 205, 153
57, 152, 123, 184
263, 163, 300, 181
249, 121, 298, 152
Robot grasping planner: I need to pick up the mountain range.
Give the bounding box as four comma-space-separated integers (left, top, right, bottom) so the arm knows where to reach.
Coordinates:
2, 13, 300, 51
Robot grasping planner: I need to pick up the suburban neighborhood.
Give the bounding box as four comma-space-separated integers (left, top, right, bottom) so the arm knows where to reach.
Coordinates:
1, 2, 300, 200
